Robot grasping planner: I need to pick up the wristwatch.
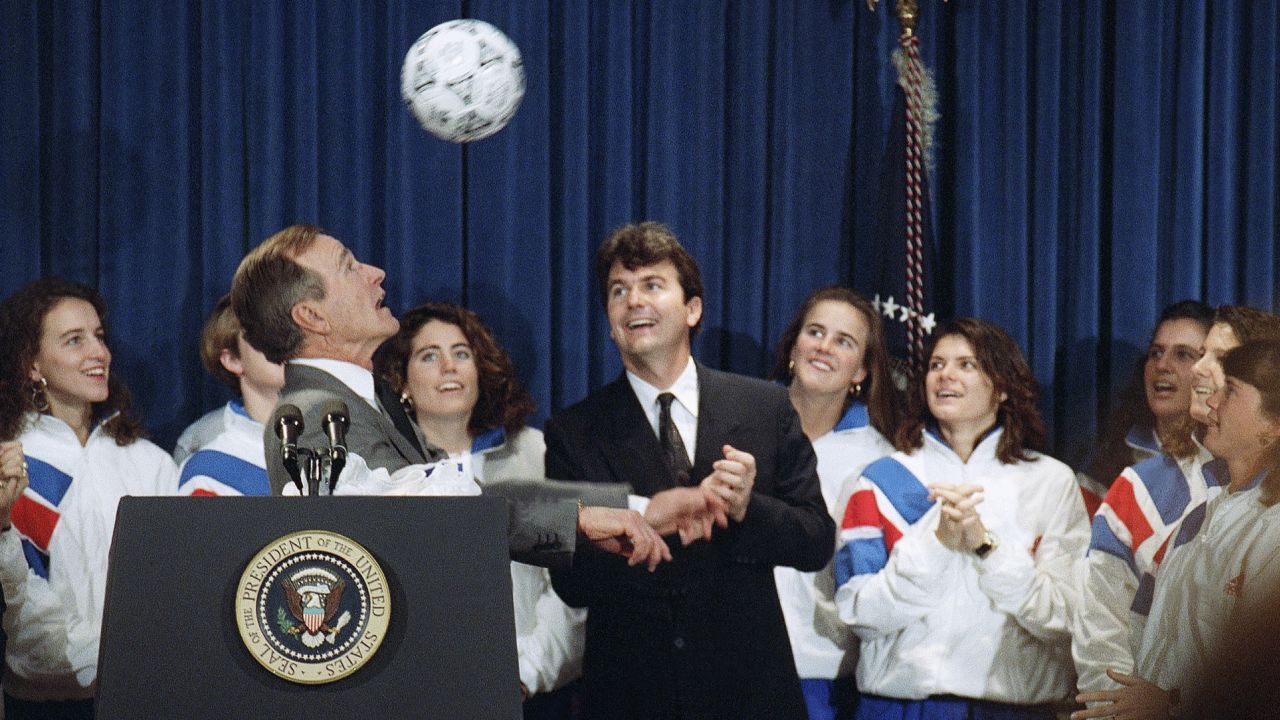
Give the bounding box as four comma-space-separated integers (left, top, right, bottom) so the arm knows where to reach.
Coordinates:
973, 530, 999, 559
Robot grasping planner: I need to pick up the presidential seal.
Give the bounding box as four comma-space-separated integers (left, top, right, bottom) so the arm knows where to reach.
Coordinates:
235, 530, 390, 684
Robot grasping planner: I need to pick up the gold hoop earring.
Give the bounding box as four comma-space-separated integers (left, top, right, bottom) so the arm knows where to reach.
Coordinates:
30, 377, 50, 413
399, 391, 414, 415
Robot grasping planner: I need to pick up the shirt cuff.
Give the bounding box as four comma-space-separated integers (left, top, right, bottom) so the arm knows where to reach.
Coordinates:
628, 494, 650, 515
516, 651, 542, 697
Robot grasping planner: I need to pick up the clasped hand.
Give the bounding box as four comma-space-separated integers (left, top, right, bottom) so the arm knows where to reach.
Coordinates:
577, 506, 672, 572
0, 441, 28, 528
641, 444, 753, 551
927, 483, 987, 552
645, 486, 729, 546
699, 445, 755, 523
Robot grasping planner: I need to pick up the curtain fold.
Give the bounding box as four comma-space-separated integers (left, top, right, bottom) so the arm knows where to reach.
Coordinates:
1, 0, 1277, 457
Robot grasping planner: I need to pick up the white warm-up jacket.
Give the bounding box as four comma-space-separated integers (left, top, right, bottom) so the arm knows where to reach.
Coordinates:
1071, 447, 1217, 694
470, 426, 586, 697
1136, 471, 1280, 705
177, 401, 269, 497
834, 428, 1089, 704
774, 401, 893, 680
0, 413, 176, 700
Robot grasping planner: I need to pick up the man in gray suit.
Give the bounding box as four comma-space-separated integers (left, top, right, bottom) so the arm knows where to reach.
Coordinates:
230, 224, 709, 569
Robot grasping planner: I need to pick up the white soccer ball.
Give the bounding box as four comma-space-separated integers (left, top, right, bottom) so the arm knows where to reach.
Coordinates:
400, 19, 526, 143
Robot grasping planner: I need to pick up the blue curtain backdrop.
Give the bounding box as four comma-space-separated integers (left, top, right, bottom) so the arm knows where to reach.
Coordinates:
1, 1, 1277, 459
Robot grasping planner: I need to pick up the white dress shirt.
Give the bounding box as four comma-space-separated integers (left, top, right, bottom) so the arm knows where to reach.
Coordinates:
624, 358, 699, 514
625, 356, 699, 466
290, 357, 378, 410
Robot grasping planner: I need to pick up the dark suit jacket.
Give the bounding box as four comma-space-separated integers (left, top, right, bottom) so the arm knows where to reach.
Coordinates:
264, 363, 627, 568
546, 364, 833, 720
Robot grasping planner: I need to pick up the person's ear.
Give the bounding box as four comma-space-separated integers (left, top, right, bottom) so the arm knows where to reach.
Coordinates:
219, 348, 246, 379
291, 301, 329, 336
685, 296, 703, 329
1260, 418, 1280, 449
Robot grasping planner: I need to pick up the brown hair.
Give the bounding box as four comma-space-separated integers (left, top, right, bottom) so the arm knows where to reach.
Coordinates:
769, 286, 902, 439
373, 302, 536, 436
893, 318, 1045, 464
1086, 299, 1214, 486
0, 278, 145, 445
1216, 305, 1280, 346
1221, 339, 1280, 469
230, 224, 326, 364
200, 295, 242, 394
595, 222, 704, 338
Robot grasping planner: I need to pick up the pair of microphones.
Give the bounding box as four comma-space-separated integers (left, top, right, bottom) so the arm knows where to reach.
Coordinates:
273, 401, 349, 496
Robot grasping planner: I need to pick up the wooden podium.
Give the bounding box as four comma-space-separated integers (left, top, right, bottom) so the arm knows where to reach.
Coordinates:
96, 496, 521, 719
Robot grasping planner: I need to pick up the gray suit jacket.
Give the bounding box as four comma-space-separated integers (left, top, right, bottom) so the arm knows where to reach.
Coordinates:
264, 363, 627, 568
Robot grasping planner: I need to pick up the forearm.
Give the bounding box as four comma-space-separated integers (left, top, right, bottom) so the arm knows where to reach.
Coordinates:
836, 529, 954, 637
3, 570, 84, 685
1073, 552, 1141, 693
979, 473, 1090, 641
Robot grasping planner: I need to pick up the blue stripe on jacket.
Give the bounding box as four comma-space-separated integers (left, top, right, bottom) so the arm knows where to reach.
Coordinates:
179, 450, 269, 496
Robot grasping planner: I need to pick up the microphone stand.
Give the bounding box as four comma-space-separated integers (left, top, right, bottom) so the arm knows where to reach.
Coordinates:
276, 402, 350, 497
284, 447, 340, 497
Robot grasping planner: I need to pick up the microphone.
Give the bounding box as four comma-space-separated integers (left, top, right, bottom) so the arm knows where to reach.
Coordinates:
320, 400, 350, 491
272, 404, 305, 494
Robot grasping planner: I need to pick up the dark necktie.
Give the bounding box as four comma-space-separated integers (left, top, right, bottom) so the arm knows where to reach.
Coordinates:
657, 392, 692, 486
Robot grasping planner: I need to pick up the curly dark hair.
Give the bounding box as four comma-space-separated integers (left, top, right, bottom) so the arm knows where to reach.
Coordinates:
0, 278, 145, 445
894, 318, 1044, 464
768, 286, 902, 439
373, 302, 535, 436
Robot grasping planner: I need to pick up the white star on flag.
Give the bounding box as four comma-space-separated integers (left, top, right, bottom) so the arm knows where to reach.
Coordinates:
880, 295, 899, 319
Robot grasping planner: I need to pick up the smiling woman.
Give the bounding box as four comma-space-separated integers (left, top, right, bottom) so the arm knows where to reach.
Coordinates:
1073, 339, 1280, 720
0, 278, 177, 718
832, 318, 1089, 720
767, 287, 899, 720
373, 302, 584, 714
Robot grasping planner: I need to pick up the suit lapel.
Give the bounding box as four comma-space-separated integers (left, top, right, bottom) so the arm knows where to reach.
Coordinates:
597, 374, 676, 497
692, 364, 741, 480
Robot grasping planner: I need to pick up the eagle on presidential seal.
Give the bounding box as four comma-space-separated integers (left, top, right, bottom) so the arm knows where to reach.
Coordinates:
281, 567, 353, 648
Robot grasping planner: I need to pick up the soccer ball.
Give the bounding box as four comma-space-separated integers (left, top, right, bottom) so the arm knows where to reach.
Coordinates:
400, 19, 526, 143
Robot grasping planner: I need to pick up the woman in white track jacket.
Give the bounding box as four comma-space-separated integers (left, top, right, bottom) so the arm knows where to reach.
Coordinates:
834, 318, 1089, 720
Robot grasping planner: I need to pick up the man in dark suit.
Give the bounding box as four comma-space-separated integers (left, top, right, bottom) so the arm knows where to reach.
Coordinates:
230, 224, 691, 569
547, 222, 835, 719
